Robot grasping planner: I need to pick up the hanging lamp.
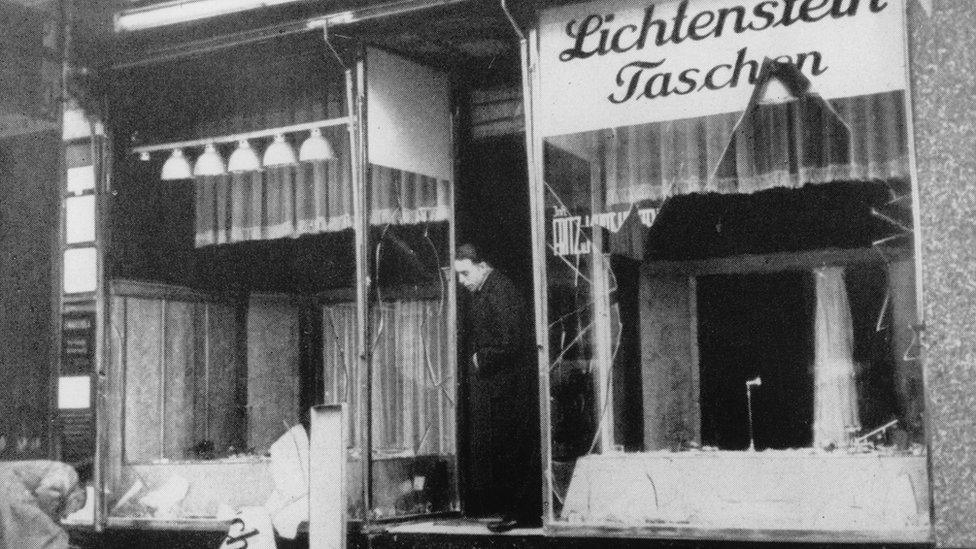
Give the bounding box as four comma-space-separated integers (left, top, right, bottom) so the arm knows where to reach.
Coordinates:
227, 140, 261, 172
299, 128, 335, 162
193, 143, 227, 176
161, 149, 192, 180
262, 134, 298, 167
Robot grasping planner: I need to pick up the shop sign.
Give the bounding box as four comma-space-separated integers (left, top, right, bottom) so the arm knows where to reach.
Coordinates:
537, 0, 906, 137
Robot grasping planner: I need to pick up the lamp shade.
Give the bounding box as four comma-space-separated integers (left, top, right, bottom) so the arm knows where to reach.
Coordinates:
161, 149, 192, 180
299, 128, 335, 162
263, 134, 298, 167
193, 143, 227, 176
227, 140, 261, 172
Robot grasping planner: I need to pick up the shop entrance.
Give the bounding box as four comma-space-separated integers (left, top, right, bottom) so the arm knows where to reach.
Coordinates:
454, 133, 541, 519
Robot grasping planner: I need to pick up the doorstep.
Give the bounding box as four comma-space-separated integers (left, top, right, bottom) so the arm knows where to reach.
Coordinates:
376, 517, 544, 537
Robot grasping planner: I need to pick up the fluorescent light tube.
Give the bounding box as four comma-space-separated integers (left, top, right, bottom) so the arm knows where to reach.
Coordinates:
115, 0, 305, 32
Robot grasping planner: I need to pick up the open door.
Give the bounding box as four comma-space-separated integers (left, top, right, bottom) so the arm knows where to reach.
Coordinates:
361, 47, 460, 520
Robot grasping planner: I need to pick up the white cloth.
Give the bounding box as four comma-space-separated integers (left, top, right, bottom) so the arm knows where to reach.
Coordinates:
265, 425, 309, 539
812, 267, 861, 447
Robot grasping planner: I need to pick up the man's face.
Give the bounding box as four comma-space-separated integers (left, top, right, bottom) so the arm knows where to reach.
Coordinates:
455, 258, 489, 292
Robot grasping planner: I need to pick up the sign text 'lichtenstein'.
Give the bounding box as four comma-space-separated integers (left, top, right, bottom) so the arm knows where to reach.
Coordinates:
538, 0, 906, 136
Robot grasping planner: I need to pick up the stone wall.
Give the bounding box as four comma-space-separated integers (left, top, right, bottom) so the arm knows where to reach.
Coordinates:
908, 1, 976, 547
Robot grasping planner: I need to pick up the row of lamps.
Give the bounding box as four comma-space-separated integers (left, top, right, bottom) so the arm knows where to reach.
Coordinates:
150, 128, 336, 181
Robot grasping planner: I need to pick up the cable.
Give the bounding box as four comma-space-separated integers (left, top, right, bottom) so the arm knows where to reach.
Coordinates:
322, 305, 352, 406
369, 222, 394, 352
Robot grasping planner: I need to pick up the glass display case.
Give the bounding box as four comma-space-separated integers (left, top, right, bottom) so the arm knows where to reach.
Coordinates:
529, 0, 928, 540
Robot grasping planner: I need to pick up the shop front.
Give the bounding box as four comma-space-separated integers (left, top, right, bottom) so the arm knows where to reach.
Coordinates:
58, 0, 976, 547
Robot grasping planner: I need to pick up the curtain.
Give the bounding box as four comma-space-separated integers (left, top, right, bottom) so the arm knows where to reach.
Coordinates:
812, 267, 861, 448
595, 90, 908, 209
194, 128, 354, 247
322, 302, 359, 447
247, 295, 301, 455
370, 164, 451, 226
541, 90, 909, 259
114, 293, 245, 462
195, 156, 452, 247
171, 36, 355, 248
322, 299, 455, 457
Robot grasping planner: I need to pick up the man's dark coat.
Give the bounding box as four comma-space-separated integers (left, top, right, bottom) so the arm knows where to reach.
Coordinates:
465, 269, 539, 521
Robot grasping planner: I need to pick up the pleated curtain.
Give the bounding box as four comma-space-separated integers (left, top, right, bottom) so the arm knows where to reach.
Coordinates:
370, 164, 451, 226
195, 159, 451, 247
595, 90, 909, 210
321, 299, 455, 457
180, 35, 357, 248
812, 266, 861, 448
322, 302, 359, 448
194, 129, 353, 247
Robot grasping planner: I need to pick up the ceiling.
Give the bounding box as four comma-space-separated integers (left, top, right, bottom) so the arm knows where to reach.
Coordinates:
67, 0, 598, 94
91, 1, 530, 79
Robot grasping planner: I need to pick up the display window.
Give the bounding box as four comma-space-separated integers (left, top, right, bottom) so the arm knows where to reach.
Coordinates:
531, 0, 928, 539
102, 34, 358, 527
100, 33, 459, 528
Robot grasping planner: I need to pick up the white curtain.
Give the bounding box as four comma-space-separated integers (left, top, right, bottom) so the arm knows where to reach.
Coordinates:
194, 128, 353, 247
322, 299, 455, 457
813, 267, 861, 447
591, 90, 909, 209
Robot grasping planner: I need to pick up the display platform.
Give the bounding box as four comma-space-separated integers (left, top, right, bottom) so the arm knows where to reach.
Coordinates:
559, 450, 929, 542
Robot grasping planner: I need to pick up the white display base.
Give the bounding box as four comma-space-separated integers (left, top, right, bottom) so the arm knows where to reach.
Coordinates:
559, 450, 929, 541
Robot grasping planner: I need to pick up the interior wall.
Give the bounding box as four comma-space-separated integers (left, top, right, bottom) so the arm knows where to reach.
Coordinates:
639, 273, 698, 450
454, 132, 535, 516
0, 131, 59, 460
454, 134, 533, 293
696, 271, 815, 451
247, 294, 301, 455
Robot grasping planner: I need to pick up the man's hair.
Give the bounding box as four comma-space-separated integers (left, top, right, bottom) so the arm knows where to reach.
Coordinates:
456, 243, 488, 265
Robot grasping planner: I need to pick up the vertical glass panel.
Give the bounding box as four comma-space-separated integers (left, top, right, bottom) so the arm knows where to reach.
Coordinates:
65, 195, 96, 244
63, 247, 97, 293
364, 47, 458, 519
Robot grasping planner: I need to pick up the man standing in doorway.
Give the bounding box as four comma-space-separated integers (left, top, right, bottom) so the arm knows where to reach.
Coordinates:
455, 243, 539, 533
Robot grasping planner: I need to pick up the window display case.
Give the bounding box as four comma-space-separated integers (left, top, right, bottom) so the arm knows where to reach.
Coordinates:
527, 0, 928, 540
96, 34, 460, 531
